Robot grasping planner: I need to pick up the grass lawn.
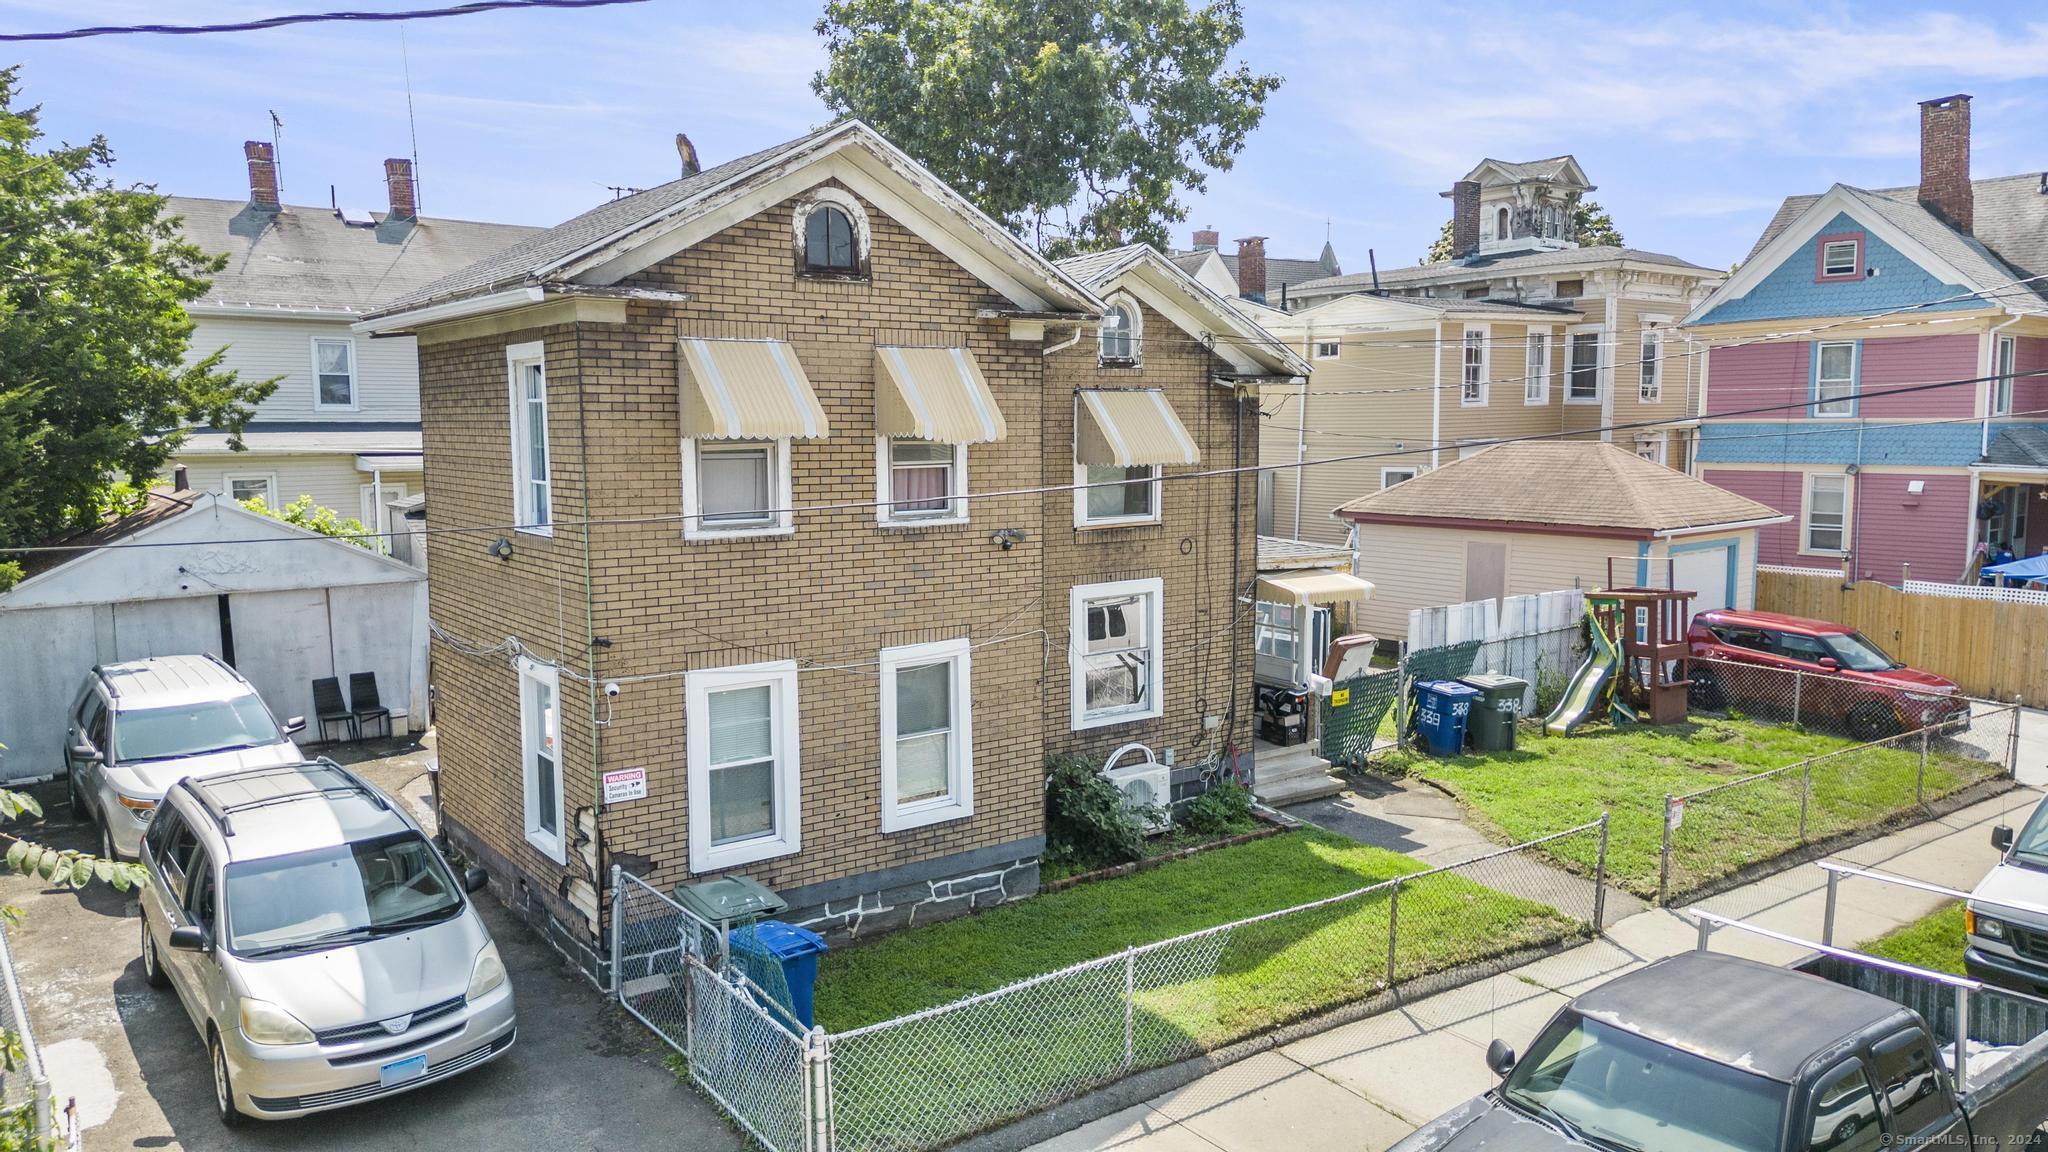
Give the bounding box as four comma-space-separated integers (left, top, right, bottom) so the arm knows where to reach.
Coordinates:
811, 829, 1583, 1152
1864, 901, 1967, 975
1380, 716, 1999, 900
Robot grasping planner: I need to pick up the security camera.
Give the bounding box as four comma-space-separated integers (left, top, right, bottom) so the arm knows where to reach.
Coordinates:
603, 681, 621, 698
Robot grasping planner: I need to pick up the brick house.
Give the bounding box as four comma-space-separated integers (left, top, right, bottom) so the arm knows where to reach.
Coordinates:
356, 121, 1305, 969
1683, 95, 2048, 584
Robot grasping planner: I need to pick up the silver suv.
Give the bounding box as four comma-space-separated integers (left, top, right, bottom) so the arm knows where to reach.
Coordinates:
138, 760, 517, 1125
66, 655, 304, 860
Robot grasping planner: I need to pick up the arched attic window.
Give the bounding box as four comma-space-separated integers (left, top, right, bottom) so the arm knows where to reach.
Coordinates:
792, 188, 870, 278
1099, 297, 1141, 365
1496, 206, 1511, 241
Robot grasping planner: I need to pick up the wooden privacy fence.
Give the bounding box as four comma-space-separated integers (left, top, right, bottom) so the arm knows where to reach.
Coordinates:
1756, 570, 2048, 703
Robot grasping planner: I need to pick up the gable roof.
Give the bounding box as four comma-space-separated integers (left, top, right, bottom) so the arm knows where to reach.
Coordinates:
1292, 245, 1717, 299
1980, 424, 2048, 470
167, 196, 540, 315
1459, 155, 1592, 190
1748, 173, 2048, 285
364, 120, 1103, 326
1334, 442, 1786, 537
10, 490, 198, 583
1054, 244, 1310, 378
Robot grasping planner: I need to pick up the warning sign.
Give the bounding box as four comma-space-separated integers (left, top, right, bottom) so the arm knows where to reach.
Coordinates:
1330, 688, 1351, 707
602, 767, 648, 804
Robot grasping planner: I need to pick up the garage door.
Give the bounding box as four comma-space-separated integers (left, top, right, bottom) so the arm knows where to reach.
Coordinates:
112, 598, 223, 662
1673, 546, 1733, 618
226, 589, 334, 733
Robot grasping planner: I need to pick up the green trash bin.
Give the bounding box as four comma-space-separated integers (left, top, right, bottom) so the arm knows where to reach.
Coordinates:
675, 875, 787, 957
1459, 672, 1529, 752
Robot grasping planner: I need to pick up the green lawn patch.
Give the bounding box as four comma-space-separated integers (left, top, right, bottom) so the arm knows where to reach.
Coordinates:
1864, 901, 1967, 975
812, 829, 1582, 1152
1380, 717, 1999, 901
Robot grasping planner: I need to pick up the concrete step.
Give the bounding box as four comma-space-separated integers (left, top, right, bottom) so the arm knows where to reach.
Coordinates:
1252, 745, 1344, 805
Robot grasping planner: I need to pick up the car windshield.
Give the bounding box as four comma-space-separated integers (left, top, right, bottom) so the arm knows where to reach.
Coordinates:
1502, 1011, 1789, 1152
2012, 801, 2048, 869
114, 696, 283, 763
1820, 631, 1900, 673
224, 832, 463, 956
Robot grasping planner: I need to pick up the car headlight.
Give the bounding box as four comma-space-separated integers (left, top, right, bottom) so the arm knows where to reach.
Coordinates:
467, 940, 507, 1000
238, 998, 314, 1046
117, 794, 158, 823
1966, 908, 2007, 941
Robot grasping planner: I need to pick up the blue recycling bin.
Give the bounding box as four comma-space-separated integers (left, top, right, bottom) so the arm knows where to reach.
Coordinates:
728, 920, 829, 1029
1415, 680, 1481, 756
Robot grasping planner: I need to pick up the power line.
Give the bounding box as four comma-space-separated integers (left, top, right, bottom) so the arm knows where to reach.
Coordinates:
0, 0, 647, 42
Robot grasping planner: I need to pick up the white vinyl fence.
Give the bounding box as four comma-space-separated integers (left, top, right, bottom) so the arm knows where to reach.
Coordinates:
1407, 589, 1585, 712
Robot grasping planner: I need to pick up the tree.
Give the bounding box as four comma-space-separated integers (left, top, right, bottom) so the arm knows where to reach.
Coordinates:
0, 66, 272, 554
240, 494, 374, 548
1421, 199, 1625, 264
813, 0, 1282, 256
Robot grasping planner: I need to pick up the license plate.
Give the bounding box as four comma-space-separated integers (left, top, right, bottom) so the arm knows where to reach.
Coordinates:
379, 1054, 428, 1088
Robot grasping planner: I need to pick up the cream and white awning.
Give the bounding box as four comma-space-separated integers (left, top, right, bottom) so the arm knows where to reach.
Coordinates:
1256, 568, 1374, 607
678, 337, 829, 440
875, 345, 1007, 444
1075, 389, 1200, 467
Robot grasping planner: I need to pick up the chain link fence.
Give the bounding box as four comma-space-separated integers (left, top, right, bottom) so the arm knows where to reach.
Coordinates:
1318, 667, 1398, 767
620, 818, 1609, 1152
1685, 652, 1986, 741
1657, 694, 2020, 905
0, 923, 53, 1148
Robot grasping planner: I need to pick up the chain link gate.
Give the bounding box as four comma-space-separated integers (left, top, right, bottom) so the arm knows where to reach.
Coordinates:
1318, 667, 1398, 767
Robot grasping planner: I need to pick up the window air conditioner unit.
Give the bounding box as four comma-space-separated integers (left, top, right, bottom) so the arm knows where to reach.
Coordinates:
1102, 744, 1173, 835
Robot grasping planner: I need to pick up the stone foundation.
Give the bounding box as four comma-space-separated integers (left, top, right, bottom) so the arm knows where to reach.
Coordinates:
786, 857, 1041, 941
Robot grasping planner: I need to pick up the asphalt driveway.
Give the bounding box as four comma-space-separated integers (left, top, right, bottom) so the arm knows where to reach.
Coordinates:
0, 740, 743, 1152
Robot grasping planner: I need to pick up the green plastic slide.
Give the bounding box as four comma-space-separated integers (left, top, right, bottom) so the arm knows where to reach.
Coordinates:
1544, 613, 1623, 736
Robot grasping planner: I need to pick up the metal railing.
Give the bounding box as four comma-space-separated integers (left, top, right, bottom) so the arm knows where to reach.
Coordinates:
1816, 860, 1970, 948
1656, 696, 2021, 905
619, 817, 1611, 1152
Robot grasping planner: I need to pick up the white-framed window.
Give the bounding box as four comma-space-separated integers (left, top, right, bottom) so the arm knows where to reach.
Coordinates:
1634, 433, 1667, 466
506, 341, 552, 535
1993, 334, 2017, 417
1819, 237, 1862, 279
1638, 328, 1663, 402
1567, 329, 1602, 402
1253, 601, 1297, 662
1803, 472, 1849, 555
877, 438, 966, 525
312, 337, 358, 411
1381, 467, 1417, 489
1074, 463, 1161, 527
1524, 331, 1551, 405
879, 638, 974, 832
223, 474, 277, 507
686, 661, 801, 872
517, 656, 565, 864
1311, 339, 1341, 361
1100, 295, 1141, 365
684, 438, 793, 539
1461, 325, 1489, 406
1814, 341, 1856, 417
1070, 577, 1164, 730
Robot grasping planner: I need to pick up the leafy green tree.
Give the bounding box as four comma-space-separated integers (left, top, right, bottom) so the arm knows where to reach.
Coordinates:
240, 495, 373, 548
1422, 199, 1624, 264
813, 0, 1282, 256
0, 66, 272, 553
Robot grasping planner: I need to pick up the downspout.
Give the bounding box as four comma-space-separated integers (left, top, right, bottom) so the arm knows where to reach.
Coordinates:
1232, 377, 1247, 761
1430, 323, 1443, 469
370, 467, 386, 554
575, 331, 604, 828
1293, 324, 1310, 536
1600, 291, 1620, 442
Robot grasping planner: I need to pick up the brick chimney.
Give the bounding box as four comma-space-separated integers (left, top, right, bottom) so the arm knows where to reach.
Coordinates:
1917, 94, 1973, 232
244, 140, 279, 210
1192, 227, 1220, 251
384, 158, 417, 221
1447, 179, 1481, 260
1234, 236, 1267, 302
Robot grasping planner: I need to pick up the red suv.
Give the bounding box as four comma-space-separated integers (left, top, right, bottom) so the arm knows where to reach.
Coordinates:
1685, 609, 1970, 741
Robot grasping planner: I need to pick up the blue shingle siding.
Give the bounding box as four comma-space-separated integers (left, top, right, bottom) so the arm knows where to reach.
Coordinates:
1694, 421, 2048, 467
1695, 213, 1984, 325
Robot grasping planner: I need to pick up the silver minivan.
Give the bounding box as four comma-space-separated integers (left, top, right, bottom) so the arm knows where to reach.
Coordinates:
138, 760, 516, 1125
67, 655, 305, 861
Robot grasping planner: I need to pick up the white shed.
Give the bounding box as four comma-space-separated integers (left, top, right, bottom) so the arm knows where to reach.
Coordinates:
0, 491, 428, 782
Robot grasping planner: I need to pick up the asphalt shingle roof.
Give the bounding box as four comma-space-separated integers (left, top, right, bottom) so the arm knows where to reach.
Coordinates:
1980, 425, 2048, 470
1293, 245, 1716, 297
12, 490, 196, 581
1465, 156, 1584, 185
167, 197, 541, 314
1335, 442, 1784, 535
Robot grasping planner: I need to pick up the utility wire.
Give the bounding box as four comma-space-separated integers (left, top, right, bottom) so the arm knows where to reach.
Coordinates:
0, 0, 647, 42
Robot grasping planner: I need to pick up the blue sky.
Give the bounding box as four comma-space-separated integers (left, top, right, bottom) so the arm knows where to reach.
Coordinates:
4, 1, 2046, 272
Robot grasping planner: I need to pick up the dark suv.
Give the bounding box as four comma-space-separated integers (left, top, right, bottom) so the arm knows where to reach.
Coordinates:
1685, 609, 1969, 741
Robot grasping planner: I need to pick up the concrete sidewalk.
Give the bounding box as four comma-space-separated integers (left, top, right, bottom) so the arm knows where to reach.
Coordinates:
1023, 785, 2046, 1152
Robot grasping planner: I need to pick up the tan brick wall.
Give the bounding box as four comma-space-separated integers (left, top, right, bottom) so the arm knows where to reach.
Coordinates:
418, 181, 1254, 943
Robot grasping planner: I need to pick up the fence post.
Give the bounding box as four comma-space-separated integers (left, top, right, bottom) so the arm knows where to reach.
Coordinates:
1822, 869, 1840, 947
1592, 813, 1610, 932
1385, 877, 1403, 989
1791, 670, 1803, 727
806, 1026, 833, 1152
1122, 946, 1136, 1070
1395, 642, 1409, 754
1799, 763, 1812, 841
1657, 796, 1674, 907
1917, 727, 1929, 806
609, 863, 623, 1002
2009, 697, 2025, 781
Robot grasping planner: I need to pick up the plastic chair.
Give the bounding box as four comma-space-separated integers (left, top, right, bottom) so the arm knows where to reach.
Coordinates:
312, 677, 358, 744
348, 672, 393, 740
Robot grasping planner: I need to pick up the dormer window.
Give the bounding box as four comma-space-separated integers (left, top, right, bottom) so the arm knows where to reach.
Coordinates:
1495, 206, 1510, 241
1099, 297, 1140, 365
1816, 234, 1863, 282
790, 188, 870, 279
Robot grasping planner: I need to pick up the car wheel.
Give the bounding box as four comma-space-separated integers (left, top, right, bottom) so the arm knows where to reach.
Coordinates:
1847, 702, 1898, 744
210, 1031, 245, 1129
98, 816, 120, 866
139, 912, 169, 989
1688, 671, 1726, 710
1833, 1116, 1859, 1146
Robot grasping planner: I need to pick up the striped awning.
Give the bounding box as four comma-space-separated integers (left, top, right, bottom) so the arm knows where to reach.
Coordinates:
875, 346, 1007, 444
678, 337, 829, 440
1074, 390, 1200, 467
1256, 569, 1373, 607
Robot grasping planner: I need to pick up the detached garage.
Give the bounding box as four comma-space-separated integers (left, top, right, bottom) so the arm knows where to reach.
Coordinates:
1335, 443, 1789, 642
0, 491, 427, 782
